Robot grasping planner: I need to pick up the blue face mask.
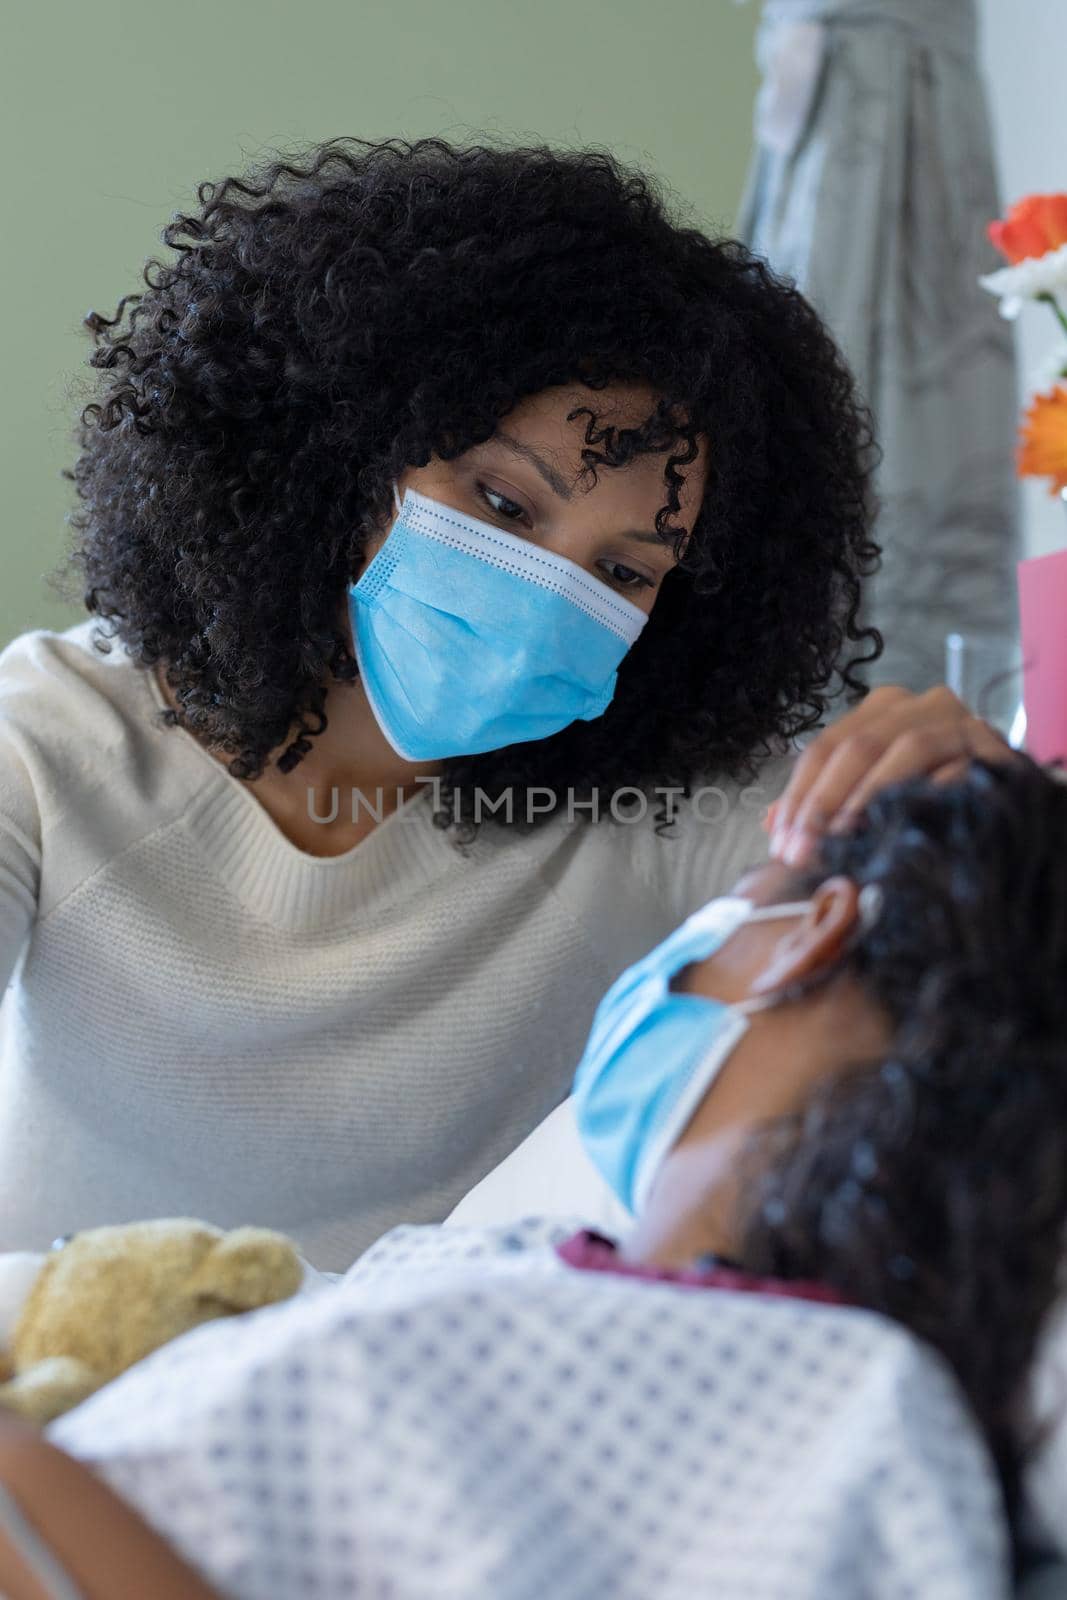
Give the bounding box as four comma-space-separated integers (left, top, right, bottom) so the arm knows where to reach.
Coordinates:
347, 483, 649, 762
571, 894, 818, 1217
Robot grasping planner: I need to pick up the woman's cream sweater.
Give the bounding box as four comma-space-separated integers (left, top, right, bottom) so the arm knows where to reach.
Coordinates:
0, 621, 788, 1269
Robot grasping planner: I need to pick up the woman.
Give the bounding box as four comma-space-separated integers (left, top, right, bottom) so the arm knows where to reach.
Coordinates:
0, 135, 1007, 1267
0, 756, 1063, 1600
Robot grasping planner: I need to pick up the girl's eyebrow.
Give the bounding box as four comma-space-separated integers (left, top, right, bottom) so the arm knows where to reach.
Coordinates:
486, 433, 679, 548
625, 528, 678, 549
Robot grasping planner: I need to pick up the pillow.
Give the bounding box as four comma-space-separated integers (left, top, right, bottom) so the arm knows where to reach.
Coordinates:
445, 1095, 633, 1236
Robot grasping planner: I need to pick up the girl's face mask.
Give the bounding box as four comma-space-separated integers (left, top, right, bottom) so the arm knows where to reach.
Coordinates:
571, 894, 817, 1218
572, 884, 883, 1217
347, 483, 649, 762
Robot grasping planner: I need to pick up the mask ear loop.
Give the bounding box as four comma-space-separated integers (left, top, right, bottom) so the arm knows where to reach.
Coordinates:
744, 900, 818, 923
734, 881, 885, 1016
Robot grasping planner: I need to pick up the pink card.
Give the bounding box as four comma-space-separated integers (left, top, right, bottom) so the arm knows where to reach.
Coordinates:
1019, 548, 1067, 763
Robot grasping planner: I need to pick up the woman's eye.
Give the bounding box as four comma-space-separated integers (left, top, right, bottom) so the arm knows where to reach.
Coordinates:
474, 484, 652, 592
476, 483, 528, 524
599, 560, 653, 591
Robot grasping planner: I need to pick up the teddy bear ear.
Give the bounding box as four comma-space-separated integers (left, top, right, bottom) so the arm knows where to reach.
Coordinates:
186, 1227, 304, 1312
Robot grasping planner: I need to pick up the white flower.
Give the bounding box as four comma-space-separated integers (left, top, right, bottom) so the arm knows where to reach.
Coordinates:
978, 242, 1067, 318
1034, 339, 1067, 392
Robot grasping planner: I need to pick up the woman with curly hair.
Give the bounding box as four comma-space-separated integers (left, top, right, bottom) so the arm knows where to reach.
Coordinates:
0, 757, 1062, 1600
0, 135, 1008, 1268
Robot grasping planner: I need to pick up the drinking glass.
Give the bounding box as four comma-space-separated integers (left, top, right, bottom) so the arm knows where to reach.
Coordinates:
944, 632, 1027, 748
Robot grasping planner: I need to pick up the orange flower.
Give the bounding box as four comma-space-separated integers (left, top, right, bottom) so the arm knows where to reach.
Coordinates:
1018, 386, 1067, 495
989, 194, 1067, 264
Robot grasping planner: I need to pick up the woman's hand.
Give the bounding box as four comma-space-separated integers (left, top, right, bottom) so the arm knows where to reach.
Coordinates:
765, 685, 1014, 867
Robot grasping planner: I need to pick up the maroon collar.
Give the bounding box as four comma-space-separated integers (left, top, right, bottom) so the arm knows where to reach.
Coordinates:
555, 1229, 847, 1308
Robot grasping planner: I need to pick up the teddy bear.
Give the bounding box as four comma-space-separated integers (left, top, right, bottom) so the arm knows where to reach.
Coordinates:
0, 1218, 308, 1425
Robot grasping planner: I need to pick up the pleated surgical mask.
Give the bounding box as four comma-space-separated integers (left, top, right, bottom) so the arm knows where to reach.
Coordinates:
572, 883, 884, 1216
571, 895, 816, 1217
347, 483, 648, 762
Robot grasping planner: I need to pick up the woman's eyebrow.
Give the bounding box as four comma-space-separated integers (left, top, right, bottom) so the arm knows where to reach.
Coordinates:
490, 431, 575, 499
487, 432, 682, 547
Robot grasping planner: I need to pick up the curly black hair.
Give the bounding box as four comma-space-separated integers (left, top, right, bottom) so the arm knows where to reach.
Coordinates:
57, 134, 880, 821
735, 755, 1067, 1551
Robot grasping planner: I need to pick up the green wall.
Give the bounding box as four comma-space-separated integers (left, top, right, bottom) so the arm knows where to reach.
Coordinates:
0, 0, 759, 648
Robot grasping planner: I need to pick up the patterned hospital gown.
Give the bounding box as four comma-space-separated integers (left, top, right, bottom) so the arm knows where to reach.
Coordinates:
46, 1217, 1011, 1599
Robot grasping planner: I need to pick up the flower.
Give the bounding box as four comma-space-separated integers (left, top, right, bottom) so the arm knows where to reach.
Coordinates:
1033, 339, 1067, 393
988, 193, 1067, 264
978, 242, 1067, 319
1017, 385, 1067, 495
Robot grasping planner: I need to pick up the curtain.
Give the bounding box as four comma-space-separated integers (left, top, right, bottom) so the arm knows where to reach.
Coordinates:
737, 0, 1020, 691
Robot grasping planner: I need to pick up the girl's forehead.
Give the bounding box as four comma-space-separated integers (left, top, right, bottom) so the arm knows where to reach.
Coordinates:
733, 859, 801, 905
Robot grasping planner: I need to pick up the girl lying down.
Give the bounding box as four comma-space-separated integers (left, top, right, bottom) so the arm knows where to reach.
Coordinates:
0, 755, 1065, 1600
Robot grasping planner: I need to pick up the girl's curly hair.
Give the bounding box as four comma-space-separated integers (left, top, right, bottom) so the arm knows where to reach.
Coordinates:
58, 134, 880, 816
736, 756, 1067, 1548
